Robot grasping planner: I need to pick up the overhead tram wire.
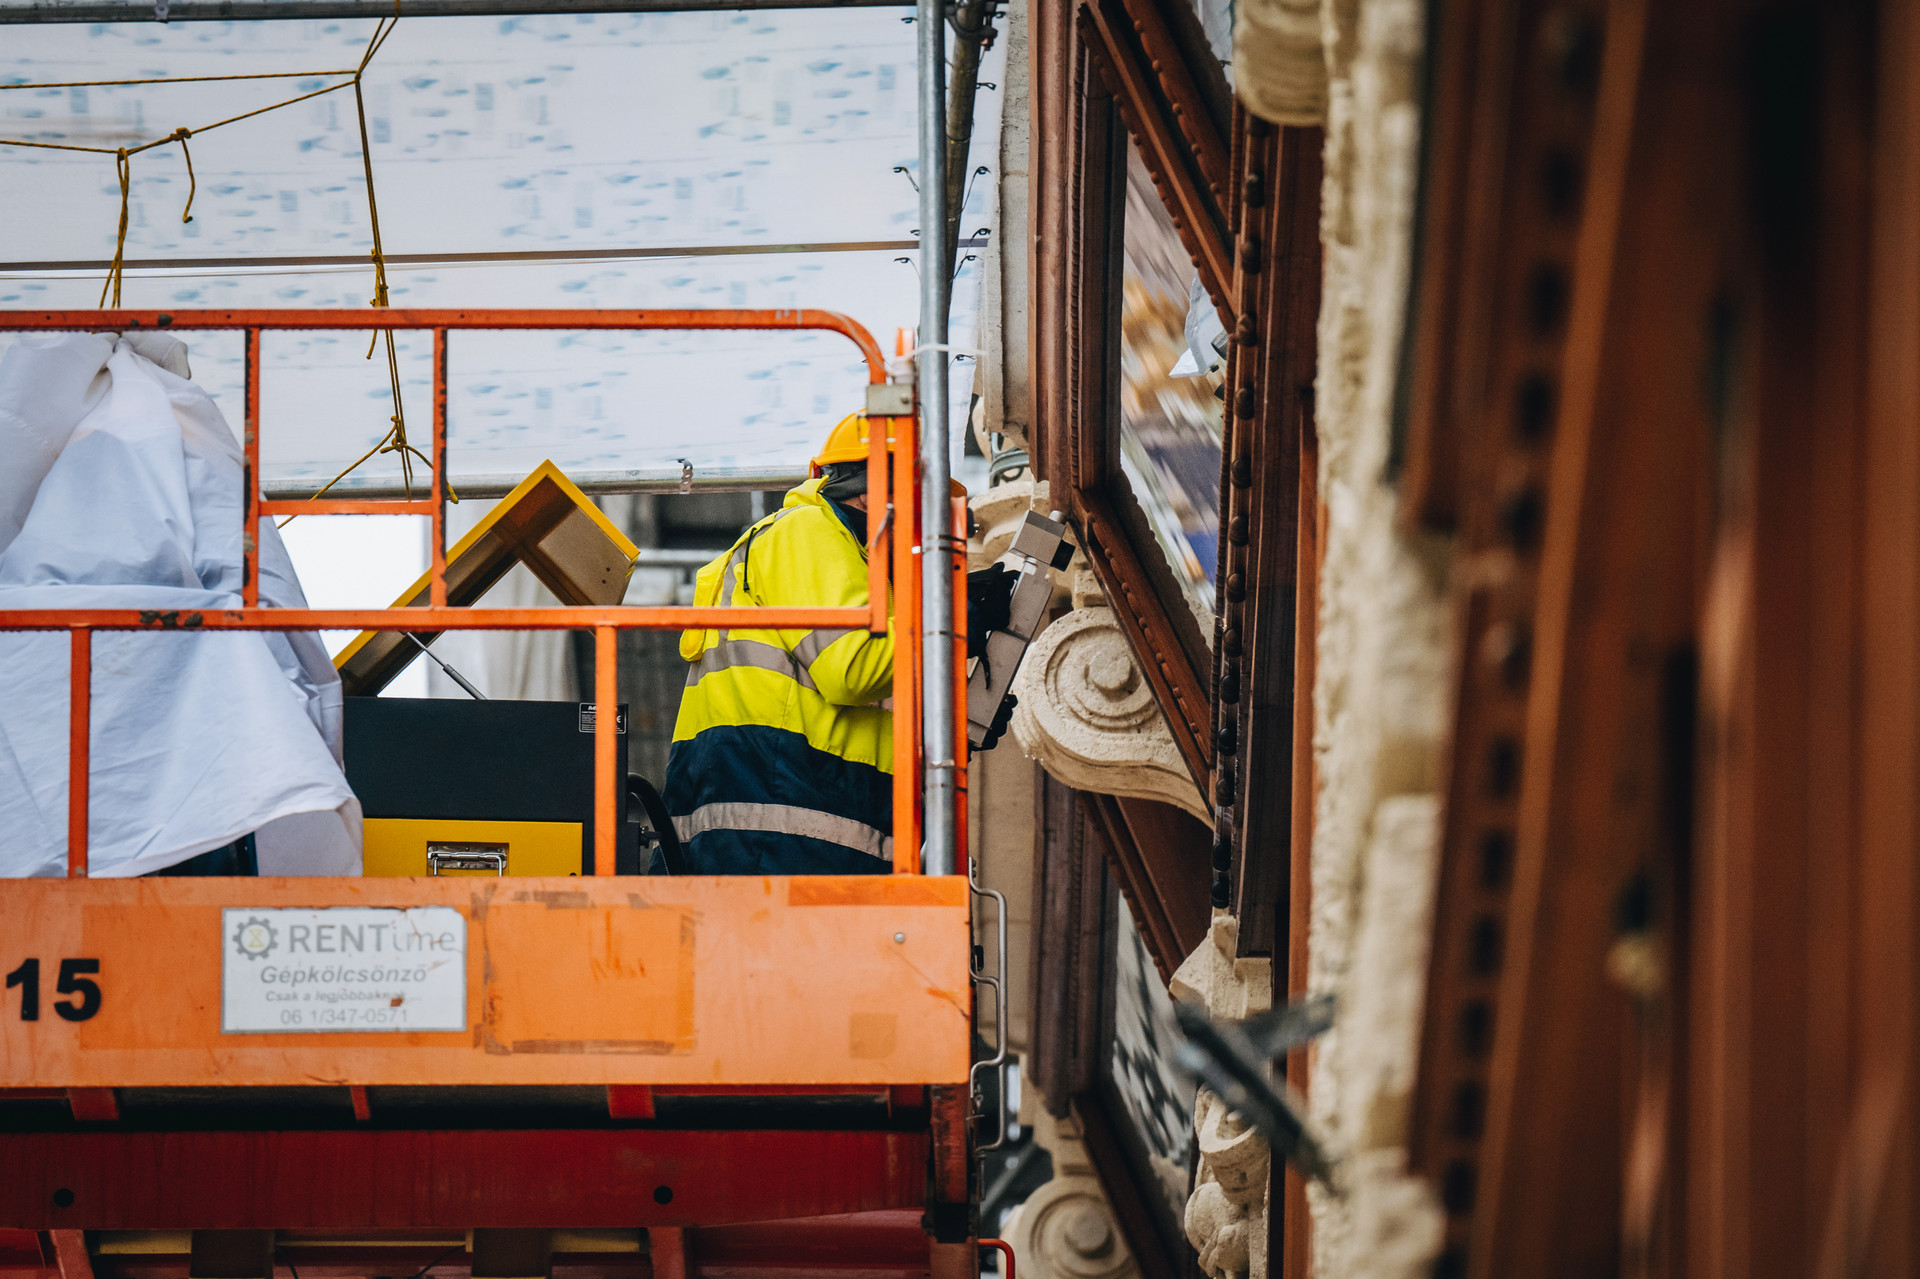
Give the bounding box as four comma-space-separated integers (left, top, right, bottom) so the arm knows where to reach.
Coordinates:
2, 69, 365, 89
0, 238, 989, 278
0, 0, 909, 20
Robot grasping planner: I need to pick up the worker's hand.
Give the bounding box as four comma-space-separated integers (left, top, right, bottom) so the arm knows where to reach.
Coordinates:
967, 563, 1018, 657
972, 694, 1017, 755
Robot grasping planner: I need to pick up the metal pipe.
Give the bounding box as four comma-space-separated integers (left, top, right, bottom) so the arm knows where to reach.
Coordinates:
0, 307, 890, 386
242, 327, 262, 608
0, 0, 906, 22
593, 623, 618, 876
941, 0, 992, 276
262, 465, 806, 502
67, 628, 90, 879
631, 546, 734, 567
915, 0, 955, 878
0, 605, 872, 631
429, 327, 449, 608
403, 632, 486, 699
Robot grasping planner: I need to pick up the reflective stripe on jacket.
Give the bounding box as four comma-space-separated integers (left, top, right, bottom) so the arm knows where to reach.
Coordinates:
663, 477, 893, 875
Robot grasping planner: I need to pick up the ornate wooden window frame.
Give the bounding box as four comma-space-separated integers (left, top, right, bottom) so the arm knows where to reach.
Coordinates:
1216, 120, 1323, 953
1030, 0, 1325, 959
1026, 5, 1328, 1272
1029, 772, 1205, 1279
1029, 0, 1236, 797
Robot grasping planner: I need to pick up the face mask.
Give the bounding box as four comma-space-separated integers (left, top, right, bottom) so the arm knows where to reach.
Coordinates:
829, 499, 868, 547
820, 459, 885, 505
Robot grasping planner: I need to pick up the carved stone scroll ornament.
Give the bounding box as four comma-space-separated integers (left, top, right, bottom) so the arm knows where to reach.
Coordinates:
1009, 608, 1210, 823
1173, 913, 1277, 1279
1186, 1089, 1272, 1278
971, 478, 1065, 570
1005, 1109, 1140, 1279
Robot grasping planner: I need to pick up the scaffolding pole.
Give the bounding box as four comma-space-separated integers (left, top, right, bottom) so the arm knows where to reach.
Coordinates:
260, 466, 808, 502
915, 0, 955, 878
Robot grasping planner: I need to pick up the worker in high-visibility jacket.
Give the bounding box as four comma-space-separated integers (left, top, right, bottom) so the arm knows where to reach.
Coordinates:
662, 412, 906, 874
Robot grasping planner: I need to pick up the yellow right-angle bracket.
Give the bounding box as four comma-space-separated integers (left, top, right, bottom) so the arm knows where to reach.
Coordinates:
335, 459, 640, 696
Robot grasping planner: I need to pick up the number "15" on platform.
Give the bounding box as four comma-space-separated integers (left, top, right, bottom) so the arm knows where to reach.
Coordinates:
4, 959, 102, 1022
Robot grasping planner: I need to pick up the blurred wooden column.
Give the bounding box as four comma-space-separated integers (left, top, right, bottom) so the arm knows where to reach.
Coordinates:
1690, 1, 1920, 1275
1402, 0, 1920, 1273
1686, 2, 1874, 1275
1842, 1, 1920, 1267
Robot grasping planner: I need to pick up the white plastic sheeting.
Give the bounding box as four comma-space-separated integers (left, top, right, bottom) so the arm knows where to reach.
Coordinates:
0, 330, 361, 877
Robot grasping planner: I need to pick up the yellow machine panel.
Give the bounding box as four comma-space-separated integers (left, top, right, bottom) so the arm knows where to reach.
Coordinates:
362, 818, 586, 877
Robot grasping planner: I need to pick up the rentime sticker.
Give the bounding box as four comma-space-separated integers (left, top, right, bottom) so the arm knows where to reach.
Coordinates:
222, 907, 467, 1034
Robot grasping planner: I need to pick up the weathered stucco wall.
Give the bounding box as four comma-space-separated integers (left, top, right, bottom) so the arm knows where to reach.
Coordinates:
1303, 0, 1449, 1272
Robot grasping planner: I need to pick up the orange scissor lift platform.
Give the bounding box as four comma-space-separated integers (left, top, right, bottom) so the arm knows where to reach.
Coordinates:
0, 309, 982, 1279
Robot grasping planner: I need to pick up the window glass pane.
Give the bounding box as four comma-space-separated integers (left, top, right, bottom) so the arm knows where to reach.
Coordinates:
1108, 893, 1198, 1232
1119, 138, 1223, 631
1182, 0, 1234, 75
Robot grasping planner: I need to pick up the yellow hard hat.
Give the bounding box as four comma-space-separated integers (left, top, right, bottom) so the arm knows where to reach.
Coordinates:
810, 410, 967, 498
811, 412, 888, 474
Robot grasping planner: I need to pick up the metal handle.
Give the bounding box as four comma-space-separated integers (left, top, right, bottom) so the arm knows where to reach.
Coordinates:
969, 855, 1010, 1154
427, 843, 507, 875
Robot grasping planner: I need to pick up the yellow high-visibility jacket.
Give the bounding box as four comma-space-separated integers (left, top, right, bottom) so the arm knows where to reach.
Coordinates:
663, 477, 894, 874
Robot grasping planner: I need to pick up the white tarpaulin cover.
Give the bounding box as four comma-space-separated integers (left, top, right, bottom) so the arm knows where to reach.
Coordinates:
0, 331, 361, 877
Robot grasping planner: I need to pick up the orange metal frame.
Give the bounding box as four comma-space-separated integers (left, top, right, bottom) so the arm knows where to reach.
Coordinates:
0, 308, 922, 876
0, 874, 972, 1088
0, 307, 973, 1092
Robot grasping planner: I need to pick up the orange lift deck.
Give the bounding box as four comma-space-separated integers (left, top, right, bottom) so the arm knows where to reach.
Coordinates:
0, 309, 1001, 1279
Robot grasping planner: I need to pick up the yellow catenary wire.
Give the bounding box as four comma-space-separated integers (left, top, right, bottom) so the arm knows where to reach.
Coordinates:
0, 11, 453, 523
171, 127, 196, 223
280, 6, 459, 525
97, 149, 130, 308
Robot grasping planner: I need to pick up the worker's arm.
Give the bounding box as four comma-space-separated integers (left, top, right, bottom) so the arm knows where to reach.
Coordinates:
807, 626, 893, 706
758, 509, 893, 706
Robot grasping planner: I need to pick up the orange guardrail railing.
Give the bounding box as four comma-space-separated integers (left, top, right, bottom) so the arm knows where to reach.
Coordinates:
0, 308, 935, 877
